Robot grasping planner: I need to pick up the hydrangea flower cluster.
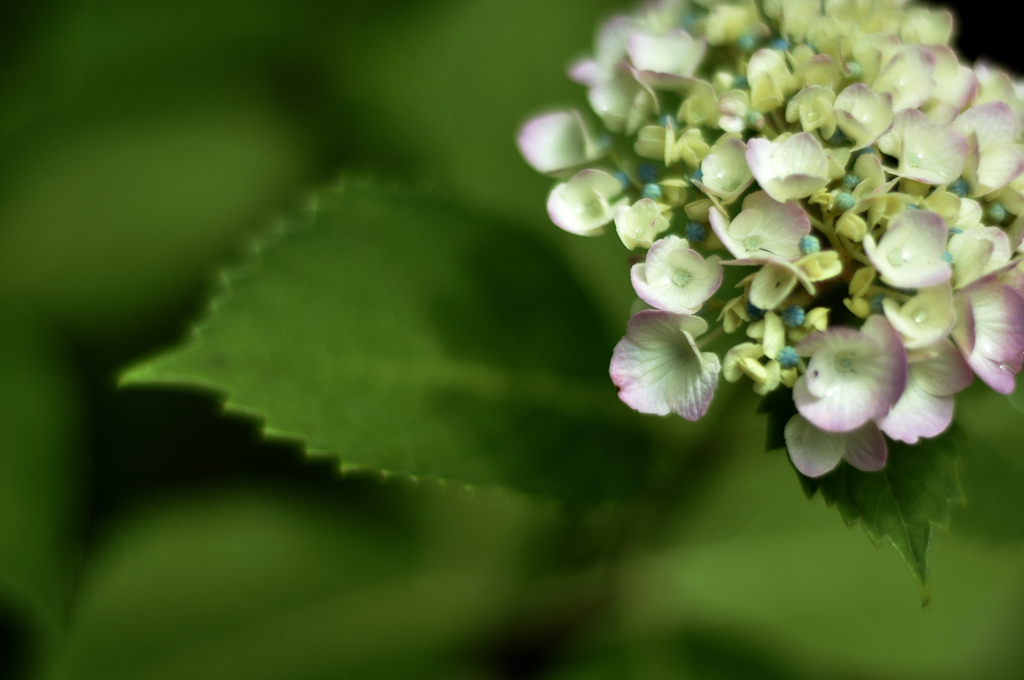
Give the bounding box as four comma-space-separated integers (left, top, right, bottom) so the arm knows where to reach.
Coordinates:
517, 0, 1024, 477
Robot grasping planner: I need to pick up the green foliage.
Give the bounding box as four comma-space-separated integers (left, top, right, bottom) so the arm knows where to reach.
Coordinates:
0, 315, 84, 674
123, 182, 652, 501
761, 390, 963, 599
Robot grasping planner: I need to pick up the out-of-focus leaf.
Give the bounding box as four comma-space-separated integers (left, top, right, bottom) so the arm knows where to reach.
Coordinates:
121, 181, 652, 501
59, 488, 517, 680
759, 391, 963, 598
619, 418, 1024, 680
335, 0, 637, 330
0, 109, 306, 337
814, 434, 963, 602
0, 313, 84, 677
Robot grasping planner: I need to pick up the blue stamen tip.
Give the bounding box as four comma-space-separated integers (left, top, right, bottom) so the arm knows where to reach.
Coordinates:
783, 305, 806, 328
643, 183, 662, 200
777, 346, 800, 368
942, 251, 954, 264
799, 235, 821, 254
732, 75, 749, 89
685, 221, 707, 243
612, 171, 631, 190
638, 163, 658, 183
842, 174, 860, 191
834, 192, 855, 212
690, 168, 704, 183
949, 178, 968, 197
736, 34, 757, 53
769, 37, 790, 51
828, 128, 849, 146
869, 293, 886, 314
948, 227, 962, 235
987, 201, 1007, 223
746, 301, 766, 321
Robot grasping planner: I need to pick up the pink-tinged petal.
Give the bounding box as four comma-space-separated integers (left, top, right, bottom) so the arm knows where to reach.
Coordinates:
631, 235, 723, 314
568, 58, 607, 87
546, 169, 625, 236
841, 421, 889, 472
745, 134, 830, 203
863, 209, 952, 289
882, 283, 954, 349
954, 276, 1024, 393
885, 109, 968, 185
877, 343, 965, 444
709, 191, 809, 261
834, 84, 895, 150
954, 102, 1024, 195
516, 110, 599, 175
794, 316, 907, 432
874, 45, 936, 111
878, 384, 954, 444
1002, 267, 1024, 298
587, 66, 658, 134
908, 339, 974, 396
785, 416, 888, 476
949, 227, 1012, 288
928, 46, 977, 111
610, 310, 721, 421
784, 414, 844, 477
627, 28, 706, 84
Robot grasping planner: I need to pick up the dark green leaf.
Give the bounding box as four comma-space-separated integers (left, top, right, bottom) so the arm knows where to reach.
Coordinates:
0, 314, 84, 674
121, 182, 652, 501
759, 392, 963, 599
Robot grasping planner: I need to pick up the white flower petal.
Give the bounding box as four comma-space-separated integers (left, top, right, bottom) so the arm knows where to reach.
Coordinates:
610, 310, 721, 420
746, 133, 830, 203
863, 209, 952, 289
709, 191, 810, 261
881, 283, 954, 349
517, 110, 600, 175
697, 136, 753, 203
793, 316, 907, 432
873, 45, 936, 111
547, 169, 626, 236
948, 227, 1012, 289
627, 28, 706, 85
953, 277, 1024, 394
833, 83, 894, 150
785, 415, 887, 477
631, 235, 724, 313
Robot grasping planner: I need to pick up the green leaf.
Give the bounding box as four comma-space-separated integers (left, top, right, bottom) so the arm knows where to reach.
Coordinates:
814, 433, 963, 602
759, 391, 963, 599
60, 488, 517, 680
0, 314, 84, 675
121, 182, 652, 501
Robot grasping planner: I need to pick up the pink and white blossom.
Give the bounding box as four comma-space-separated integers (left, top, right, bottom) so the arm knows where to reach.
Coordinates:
631, 235, 723, 313
952, 276, 1024, 394
876, 109, 967, 185
709, 191, 810, 261
882, 283, 955, 349
547, 169, 628, 236
952, 102, 1024, 197
793, 315, 908, 432
863, 209, 952, 289
610, 310, 721, 421
517, 110, 602, 175
784, 415, 888, 477
878, 340, 973, 444
745, 133, 830, 203
626, 28, 706, 87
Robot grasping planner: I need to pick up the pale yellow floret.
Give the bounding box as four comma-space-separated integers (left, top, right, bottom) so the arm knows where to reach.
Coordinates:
849, 266, 877, 297
723, 342, 764, 381
794, 54, 844, 91
836, 211, 867, 241
922, 190, 961, 226
798, 251, 843, 281
660, 180, 689, 206
753, 359, 782, 395
824, 148, 851, 180
843, 296, 872, 318
780, 366, 799, 388
684, 199, 713, 223
672, 128, 711, 167
867, 193, 915, 227
634, 125, 667, 161
786, 86, 837, 139
719, 295, 749, 333
678, 81, 718, 126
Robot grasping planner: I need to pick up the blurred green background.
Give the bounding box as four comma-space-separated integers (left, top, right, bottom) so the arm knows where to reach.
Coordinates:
2, 0, 1024, 678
